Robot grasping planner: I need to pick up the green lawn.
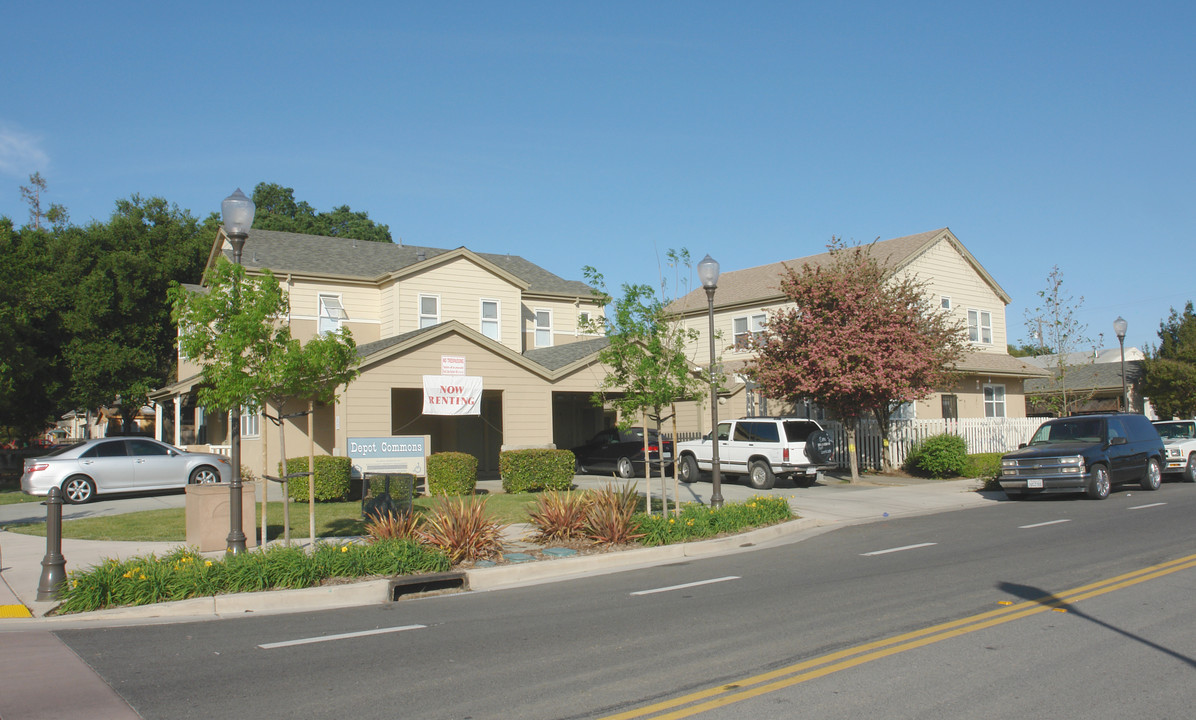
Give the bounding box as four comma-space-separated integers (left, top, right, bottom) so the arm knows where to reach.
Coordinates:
4, 492, 541, 543
0, 487, 41, 505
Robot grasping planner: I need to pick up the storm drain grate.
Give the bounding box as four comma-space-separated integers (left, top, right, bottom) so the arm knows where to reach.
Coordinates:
389, 572, 468, 601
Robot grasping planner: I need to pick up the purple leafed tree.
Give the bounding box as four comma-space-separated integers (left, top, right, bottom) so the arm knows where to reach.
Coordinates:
748, 239, 967, 481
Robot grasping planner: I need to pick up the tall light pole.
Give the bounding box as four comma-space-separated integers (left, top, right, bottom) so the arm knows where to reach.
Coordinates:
697, 254, 723, 509
221, 188, 255, 554
1113, 316, 1128, 412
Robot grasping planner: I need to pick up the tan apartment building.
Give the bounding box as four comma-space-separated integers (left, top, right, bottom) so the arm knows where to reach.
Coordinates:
666, 228, 1048, 435
152, 229, 614, 477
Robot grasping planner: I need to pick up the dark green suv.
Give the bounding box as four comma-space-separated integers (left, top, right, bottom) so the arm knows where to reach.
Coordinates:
999, 413, 1166, 500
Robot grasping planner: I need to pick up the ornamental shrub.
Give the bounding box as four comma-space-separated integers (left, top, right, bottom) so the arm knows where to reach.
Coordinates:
427, 452, 478, 496
281, 455, 354, 502
964, 452, 1004, 490
499, 448, 574, 493
907, 433, 969, 478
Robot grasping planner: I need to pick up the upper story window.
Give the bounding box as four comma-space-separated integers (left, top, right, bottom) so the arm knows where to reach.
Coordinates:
968, 309, 993, 345
419, 294, 440, 329
941, 296, 951, 310
480, 299, 500, 340
733, 314, 767, 351
535, 309, 552, 347
983, 384, 1006, 417
318, 294, 346, 335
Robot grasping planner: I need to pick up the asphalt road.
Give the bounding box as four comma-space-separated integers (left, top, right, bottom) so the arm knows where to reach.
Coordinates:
55, 481, 1196, 719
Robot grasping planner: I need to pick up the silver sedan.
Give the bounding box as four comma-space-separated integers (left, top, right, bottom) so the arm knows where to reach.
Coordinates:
21, 437, 233, 504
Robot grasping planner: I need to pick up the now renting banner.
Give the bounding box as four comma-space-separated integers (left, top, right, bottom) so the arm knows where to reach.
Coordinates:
422, 375, 483, 416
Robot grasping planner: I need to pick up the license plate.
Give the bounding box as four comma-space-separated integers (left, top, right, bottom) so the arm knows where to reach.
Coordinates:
1027, 478, 1043, 489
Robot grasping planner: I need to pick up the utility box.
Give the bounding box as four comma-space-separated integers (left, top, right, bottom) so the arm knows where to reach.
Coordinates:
185, 482, 259, 552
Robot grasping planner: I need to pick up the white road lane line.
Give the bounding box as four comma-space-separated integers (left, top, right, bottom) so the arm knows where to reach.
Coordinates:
860, 543, 937, 557
1019, 519, 1072, 529
258, 624, 426, 649
1128, 502, 1167, 510
631, 576, 741, 596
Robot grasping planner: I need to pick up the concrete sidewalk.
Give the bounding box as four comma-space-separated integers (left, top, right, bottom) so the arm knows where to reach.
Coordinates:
0, 474, 1003, 626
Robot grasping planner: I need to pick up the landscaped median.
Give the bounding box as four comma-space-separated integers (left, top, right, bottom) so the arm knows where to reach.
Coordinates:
23, 486, 797, 615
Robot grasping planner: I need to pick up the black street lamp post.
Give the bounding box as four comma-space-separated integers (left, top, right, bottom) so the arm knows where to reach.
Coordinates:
1114, 316, 1128, 412
697, 254, 723, 509
221, 188, 255, 555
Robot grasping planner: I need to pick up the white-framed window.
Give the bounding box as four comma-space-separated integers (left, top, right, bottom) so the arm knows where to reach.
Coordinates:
240, 406, 260, 438
968, 309, 993, 344
983, 384, 1006, 418
578, 310, 591, 330
535, 309, 552, 347
941, 296, 951, 310
318, 294, 346, 335
480, 299, 500, 340
733, 314, 767, 351
419, 294, 440, 329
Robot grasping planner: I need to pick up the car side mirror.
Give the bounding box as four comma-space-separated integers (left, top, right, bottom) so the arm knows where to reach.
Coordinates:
1109, 436, 1127, 446
1018, 443, 1027, 449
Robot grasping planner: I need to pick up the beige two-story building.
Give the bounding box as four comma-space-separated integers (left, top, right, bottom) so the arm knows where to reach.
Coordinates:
666, 228, 1048, 434
153, 229, 615, 477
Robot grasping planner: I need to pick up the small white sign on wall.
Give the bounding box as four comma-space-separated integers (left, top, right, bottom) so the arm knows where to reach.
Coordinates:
441, 355, 466, 375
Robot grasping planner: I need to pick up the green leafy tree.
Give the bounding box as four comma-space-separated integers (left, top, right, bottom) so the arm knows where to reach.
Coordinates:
583, 250, 707, 514
251, 182, 391, 243
0, 218, 71, 439
1022, 266, 1097, 416
1141, 302, 1196, 418
19, 172, 68, 231
749, 239, 967, 482
171, 259, 360, 545
62, 196, 210, 432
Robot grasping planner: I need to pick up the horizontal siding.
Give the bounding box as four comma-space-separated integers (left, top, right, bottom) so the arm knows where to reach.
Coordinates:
896, 239, 1008, 353
399, 258, 524, 352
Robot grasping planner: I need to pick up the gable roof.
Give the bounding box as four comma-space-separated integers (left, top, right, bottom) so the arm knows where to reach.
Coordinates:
668, 228, 1011, 315
1025, 360, 1144, 393
207, 228, 594, 297
355, 321, 609, 379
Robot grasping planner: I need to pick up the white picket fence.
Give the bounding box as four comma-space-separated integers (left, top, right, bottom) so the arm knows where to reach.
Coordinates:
823, 417, 1041, 471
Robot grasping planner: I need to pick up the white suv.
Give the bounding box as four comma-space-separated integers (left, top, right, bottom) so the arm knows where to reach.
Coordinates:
675, 417, 836, 490
1152, 420, 1196, 483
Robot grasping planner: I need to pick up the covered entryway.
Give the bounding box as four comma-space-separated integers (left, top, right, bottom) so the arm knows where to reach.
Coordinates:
390, 388, 504, 472
552, 391, 612, 451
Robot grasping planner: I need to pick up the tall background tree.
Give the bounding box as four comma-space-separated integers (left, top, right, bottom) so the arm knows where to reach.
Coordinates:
1141, 302, 1196, 419
62, 196, 211, 433
1021, 266, 1097, 416
749, 239, 967, 482
251, 182, 392, 243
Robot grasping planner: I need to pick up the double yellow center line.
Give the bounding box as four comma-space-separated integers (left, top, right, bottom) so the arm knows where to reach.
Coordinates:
602, 552, 1196, 719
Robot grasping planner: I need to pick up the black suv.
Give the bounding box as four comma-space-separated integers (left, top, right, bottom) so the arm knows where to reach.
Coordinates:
999, 413, 1165, 500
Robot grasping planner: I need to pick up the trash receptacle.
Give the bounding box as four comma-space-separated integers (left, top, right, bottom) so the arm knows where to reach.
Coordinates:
361, 473, 414, 519
185, 482, 259, 552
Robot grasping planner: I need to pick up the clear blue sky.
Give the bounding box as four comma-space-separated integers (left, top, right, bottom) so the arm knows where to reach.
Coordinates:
3, 1, 1193, 353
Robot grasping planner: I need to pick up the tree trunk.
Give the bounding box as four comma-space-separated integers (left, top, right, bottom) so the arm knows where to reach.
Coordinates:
846, 424, 860, 483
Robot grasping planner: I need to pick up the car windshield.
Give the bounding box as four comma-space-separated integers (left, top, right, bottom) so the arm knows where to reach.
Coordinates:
1154, 422, 1195, 439
1029, 418, 1103, 444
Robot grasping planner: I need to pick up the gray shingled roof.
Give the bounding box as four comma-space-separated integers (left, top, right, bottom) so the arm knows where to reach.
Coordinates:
523, 337, 611, 371
669, 228, 960, 315
225, 229, 593, 297
1025, 360, 1144, 393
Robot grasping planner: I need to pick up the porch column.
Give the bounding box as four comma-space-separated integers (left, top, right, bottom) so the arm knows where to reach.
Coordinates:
154, 402, 163, 441
174, 395, 183, 446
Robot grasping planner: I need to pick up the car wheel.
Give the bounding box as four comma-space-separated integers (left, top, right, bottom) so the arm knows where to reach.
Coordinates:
1185, 454, 1196, 483
747, 459, 775, 490
189, 466, 220, 485
616, 457, 636, 479
1140, 458, 1162, 491
678, 455, 700, 484
1086, 464, 1110, 500
62, 475, 96, 504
